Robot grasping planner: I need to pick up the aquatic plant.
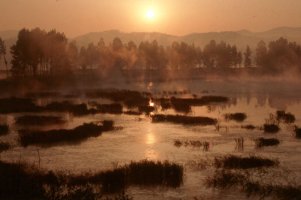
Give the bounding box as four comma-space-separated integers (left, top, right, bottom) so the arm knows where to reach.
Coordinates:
96, 103, 123, 114
214, 155, 278, 169
0, 97, 40, 113
225, 113, 247, 122
151, 114, 217, 126
276, 110, 295, 123
295, 127, 301, 139
19, 123, 104, 147
0, 125, 9, 136
45, 101, 91, 116
241, 124, 256, 130
15, 115, 66, 126
0, 142, 10, 152
206, 170, 301, 200
255, 137, 280, 148
263, 124, 280, 133
173, 139, 210, 151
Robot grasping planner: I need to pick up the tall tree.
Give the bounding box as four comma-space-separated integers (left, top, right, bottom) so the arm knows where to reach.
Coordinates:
255, 40, 268, 67
0, 38, 8, 77
244, 45, 252, 67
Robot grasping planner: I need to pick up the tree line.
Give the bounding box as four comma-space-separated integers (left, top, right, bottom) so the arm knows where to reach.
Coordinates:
1, 28, 301, 78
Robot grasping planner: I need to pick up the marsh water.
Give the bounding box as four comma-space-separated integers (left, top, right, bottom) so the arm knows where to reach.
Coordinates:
1, 80, 301, 199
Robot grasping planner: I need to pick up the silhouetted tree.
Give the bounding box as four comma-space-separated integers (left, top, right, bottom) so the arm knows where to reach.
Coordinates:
244, 45, 252, 67
0, 38, 8, 77
11, 28, 70, 76
255, 41, 268, 68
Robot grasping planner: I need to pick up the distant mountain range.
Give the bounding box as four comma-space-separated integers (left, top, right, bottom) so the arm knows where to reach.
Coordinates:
73, 26, 301, 49
1, 26, 301, 50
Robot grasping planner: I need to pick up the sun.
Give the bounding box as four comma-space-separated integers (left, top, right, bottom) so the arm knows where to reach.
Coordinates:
146, 8, 155, 20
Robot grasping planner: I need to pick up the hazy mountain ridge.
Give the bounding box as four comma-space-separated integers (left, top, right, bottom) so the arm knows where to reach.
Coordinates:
73, 27, 301, 49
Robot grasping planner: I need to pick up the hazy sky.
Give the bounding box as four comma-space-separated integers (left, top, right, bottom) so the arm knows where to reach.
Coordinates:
1, 0, 301, 37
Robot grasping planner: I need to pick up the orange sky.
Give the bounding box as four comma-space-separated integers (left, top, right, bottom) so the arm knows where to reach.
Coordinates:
1, 0, 301, 37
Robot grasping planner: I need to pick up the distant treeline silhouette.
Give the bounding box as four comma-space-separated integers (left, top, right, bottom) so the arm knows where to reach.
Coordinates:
1, 28, 301, 79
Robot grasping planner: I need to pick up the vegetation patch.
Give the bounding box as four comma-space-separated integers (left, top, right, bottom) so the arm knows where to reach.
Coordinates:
15, 115, 66, 126
214, 155, 278, 169
96, 103, 123, 114
0, 159, 180, 198
0, 160, 132, 199
295, 127, 301, 139
255, 137, 280, 148
151, 114, 217, 126
85, 89, 150, 108
0, 142, 10, 152
263, 124, 280, 133
70, 160, 183, 193
44, 101, 92, 116
276, 110, 295, 123
19, 123, 104, 147
138, 105, 155, 114
174, 139, 210, 151
206, 170, 301, 200
0, 125, 9, 136
224, 113, 247, 122
241, 124, 256, 130
123, 110, 142, 116
0, 97, 40, 113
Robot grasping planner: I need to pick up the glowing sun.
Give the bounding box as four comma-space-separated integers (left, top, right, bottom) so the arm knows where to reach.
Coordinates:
146, 8, 155, 20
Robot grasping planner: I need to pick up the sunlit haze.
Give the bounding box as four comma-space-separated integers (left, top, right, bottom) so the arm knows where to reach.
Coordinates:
1, 0, 301, 37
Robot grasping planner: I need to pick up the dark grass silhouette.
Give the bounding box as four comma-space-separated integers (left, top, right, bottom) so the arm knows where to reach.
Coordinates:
225, 113, 247, 122
241, 124, 256, 130
151, 114, 217, 126
206, 170, 301, 200
295, 127, 301, 139
276, 110, 295, 124
70, 160, 183, 193
214, 155, 278, 169
0, 97, 40, 113
0, 125, 9, 136
96, 103, 123, 114
0, 142, 10, 152
0, 159, 181, 198
255, 137, 280, 148
264, 124, 280, 133
15, 115, 66, 126
0, 160, 134, 199
19, 123, 104, 147
85, 89, 150, 108
44, 101, 92, 116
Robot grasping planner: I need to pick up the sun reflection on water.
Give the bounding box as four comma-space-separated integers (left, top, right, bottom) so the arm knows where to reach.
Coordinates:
144, 125, 158, 160
146, 131, 155, 145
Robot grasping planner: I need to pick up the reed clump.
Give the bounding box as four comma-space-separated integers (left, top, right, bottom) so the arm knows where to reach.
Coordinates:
214, 155, 279, 169
151, 114, 217, 126
15, 115, 66, 126
255, 137, 280, 148
19, 123, 104, 147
